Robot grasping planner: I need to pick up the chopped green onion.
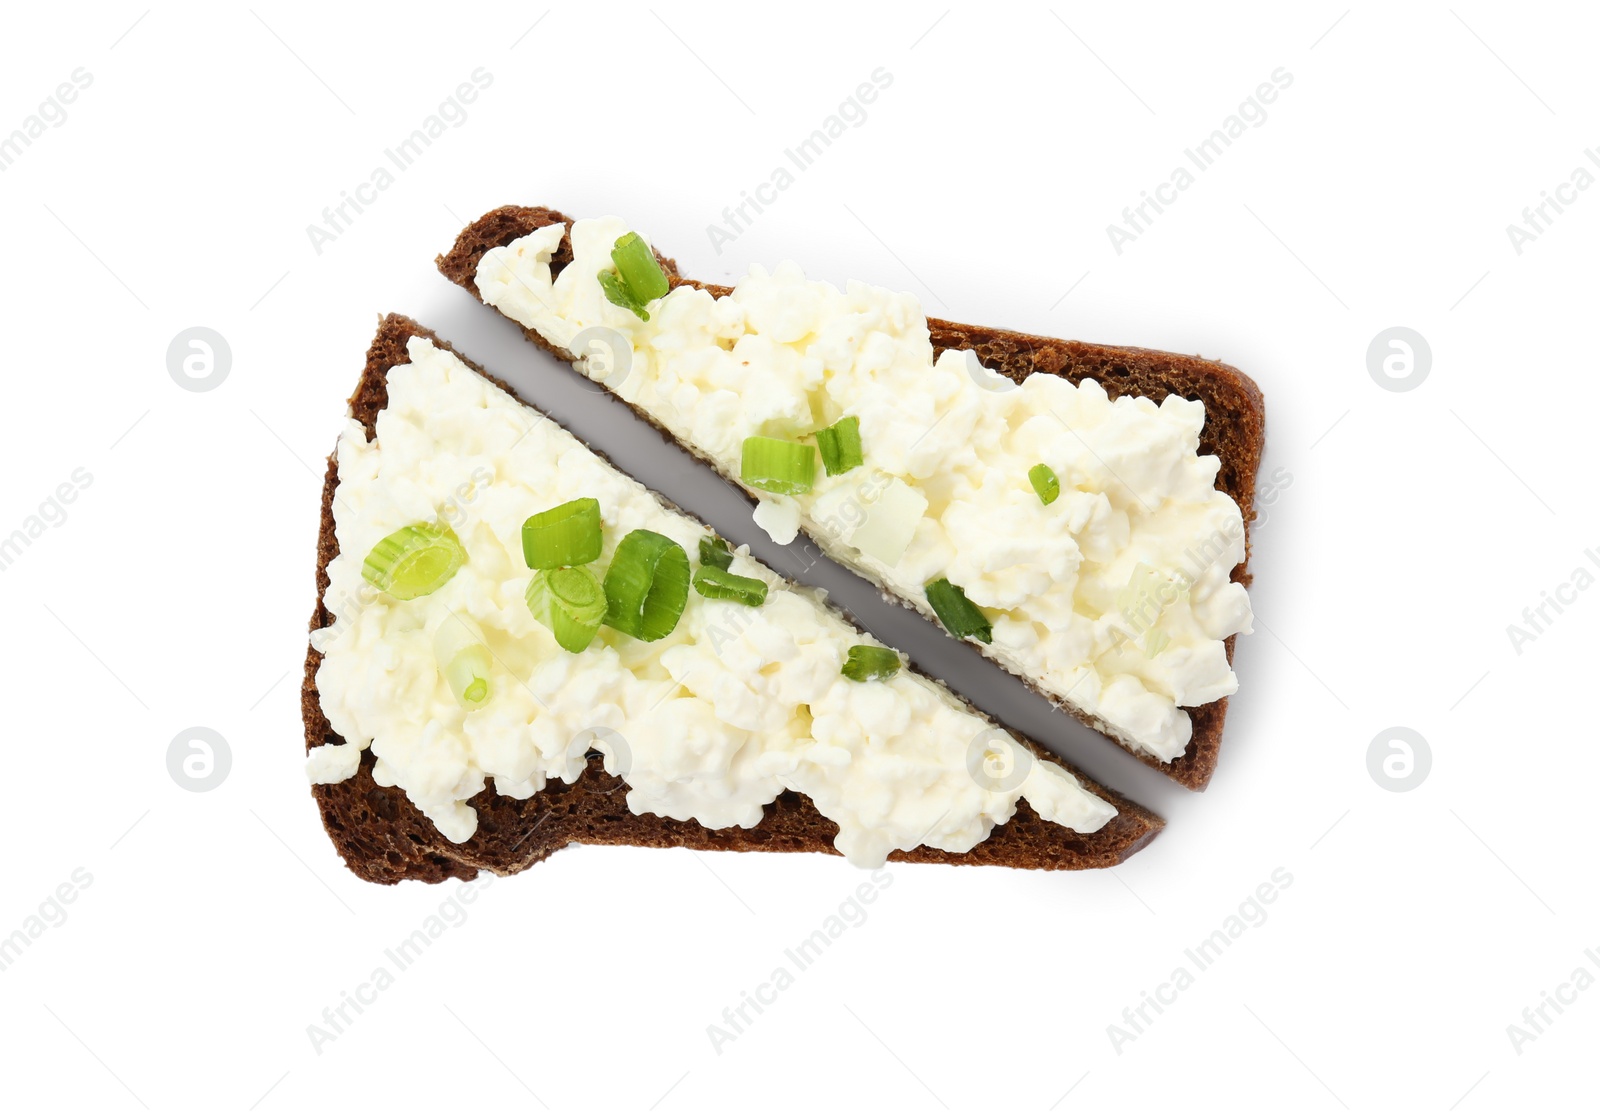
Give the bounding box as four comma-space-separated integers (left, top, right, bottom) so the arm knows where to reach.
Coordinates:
611, 232, 670, 303
362, 522, 466, 600
926, 578, 992, 643
526, 565, 608, 653
741, 436, 816, 495
598, 268, 650, 320
598, 232, 670, 321
698, 535, 734, 570
433, 617, 492, 709
693, 566, 768, 606
815, 416, 863, 476
603, 530, 690, 641
1029, 463, 1060, 505
522, 498, 602, 569
849, 477, 926, 566
842, 645, 901, 682
1117, 563, 1185, 630
443, 646, 492, 707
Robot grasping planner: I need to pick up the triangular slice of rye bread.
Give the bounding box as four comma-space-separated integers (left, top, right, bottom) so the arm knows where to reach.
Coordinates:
436, 207, 1266, 791
303, 314, 1163, 884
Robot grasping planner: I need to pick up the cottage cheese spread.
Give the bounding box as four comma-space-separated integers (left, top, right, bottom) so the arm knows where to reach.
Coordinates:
475, 218, 1253, 761
308, 336, 1115, 866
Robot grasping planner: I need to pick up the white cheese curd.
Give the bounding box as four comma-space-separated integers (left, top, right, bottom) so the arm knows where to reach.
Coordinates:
309, 336, 1114, 865
306, 740, 361, 784
475, 218, 1254, 762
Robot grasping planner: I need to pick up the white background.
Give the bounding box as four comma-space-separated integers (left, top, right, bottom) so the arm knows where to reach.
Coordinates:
0, 2, 1593, 1115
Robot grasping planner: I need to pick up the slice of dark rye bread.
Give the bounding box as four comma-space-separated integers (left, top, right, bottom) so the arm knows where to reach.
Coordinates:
436, 206, 1267, 791
302, 314, 1163, 885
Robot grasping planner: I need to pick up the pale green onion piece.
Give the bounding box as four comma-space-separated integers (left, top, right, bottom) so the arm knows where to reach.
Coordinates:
1143, 627, 1170, 659
522, 498, 602, 569
848, 477, 927, 567
698, 535, 734, 570
603, 529, 690, 640
693, 566, 767, 606
432, 617, 492, 710
1117, 563, 1186, 632
611, 232, 670, 303
925, 578, 992, 643
442, 647, 492, 707
741, 436, 816, 496
841, 645, 901, 682
598, 268, 650, 320
362, 522, 466, 600
526, 565, 608, 653
815, 416, 863, 476
1029, 463, 1060, 505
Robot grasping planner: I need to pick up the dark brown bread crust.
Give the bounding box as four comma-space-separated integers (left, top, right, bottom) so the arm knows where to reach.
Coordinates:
436, 207, 1266, 790
302, 314, 1162, 884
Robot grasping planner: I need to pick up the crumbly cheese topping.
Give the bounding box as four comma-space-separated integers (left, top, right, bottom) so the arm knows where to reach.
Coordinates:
309, 336, 1115, 866
475, 218, 1253, 761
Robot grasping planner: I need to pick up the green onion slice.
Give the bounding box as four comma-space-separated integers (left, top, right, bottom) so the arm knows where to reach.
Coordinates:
815, 416, 864, 476
603, 530, 690, 640
1029, 463, 1061, 505
841, 645, 901, 682
432, 617, 492, 709
693, 566, 768, 606
926, 578, 992, 643
741, 436, 816, 496
526, 565, 608, 653
611, 232, 670, 303
522, 498, 602, 569
362, 522, 466, 600
442, 646, 492, 708
598, 268, 650, 320
699, 535, 734, 570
